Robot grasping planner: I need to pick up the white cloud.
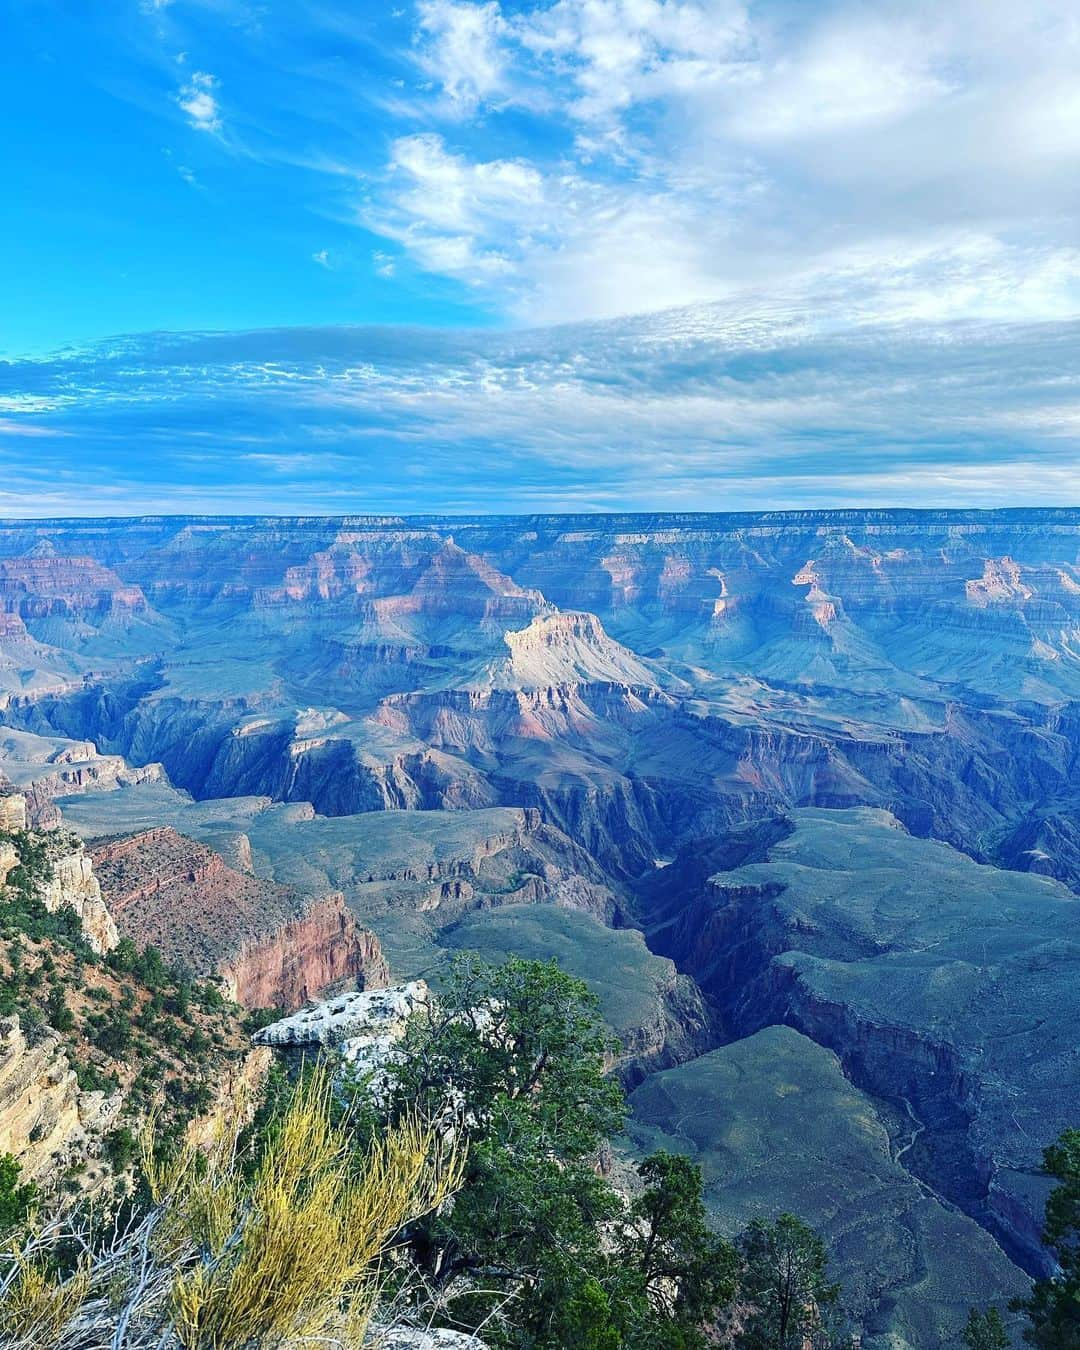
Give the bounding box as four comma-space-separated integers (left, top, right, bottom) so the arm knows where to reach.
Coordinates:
415, 0, 508, 112
349, 0, 1080, 327
516, 0, 750, 126
371, 130, 742, 318
312, 249, 331, 267
177, 71, 222, 133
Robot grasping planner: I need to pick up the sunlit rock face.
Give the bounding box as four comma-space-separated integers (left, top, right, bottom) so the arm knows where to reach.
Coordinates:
1, 509, 1077, 888
253, 982, 431, 1092
373, 1328, 487, 1349
0, 791, 27, 832
0, 1015, 118, 1185
40, 838, 119, 954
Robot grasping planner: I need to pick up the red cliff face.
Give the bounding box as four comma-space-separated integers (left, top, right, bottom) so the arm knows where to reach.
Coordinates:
220, 896, 389, 1009
0, 556, 150, 622
91, 827, 388, 1009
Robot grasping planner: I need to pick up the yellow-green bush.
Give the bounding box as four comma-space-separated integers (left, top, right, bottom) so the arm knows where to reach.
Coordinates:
0, 1066, 463, 1349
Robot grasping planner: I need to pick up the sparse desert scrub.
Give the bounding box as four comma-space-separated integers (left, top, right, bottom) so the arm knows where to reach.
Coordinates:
0, 1067, 463, 1349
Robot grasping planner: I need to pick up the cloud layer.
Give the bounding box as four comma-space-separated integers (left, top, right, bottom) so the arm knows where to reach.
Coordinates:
372, 0, 1080, 325
3, 300, 1079, 514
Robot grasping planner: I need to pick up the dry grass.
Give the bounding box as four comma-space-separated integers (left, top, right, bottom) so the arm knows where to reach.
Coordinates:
0, 1067, 464, 1350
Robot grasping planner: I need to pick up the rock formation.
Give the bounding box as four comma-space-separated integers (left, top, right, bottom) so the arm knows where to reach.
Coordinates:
0, 1014, 118, 1185
0, 790, 27, 831
3, 510, 1080, 1343
253, 981, 429, 1049
254, 982, 430, 1088
41, 836, 119, 954
91, 826, 388, 1005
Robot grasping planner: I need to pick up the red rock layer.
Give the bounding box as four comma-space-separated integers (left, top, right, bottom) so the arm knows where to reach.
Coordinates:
220, 898, 389, 1009
91, 827, 387, 1008
0, 556, 149, 621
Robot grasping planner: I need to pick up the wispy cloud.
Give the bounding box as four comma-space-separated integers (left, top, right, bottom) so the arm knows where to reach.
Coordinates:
0, 419, 70, 439
176, 71, 222, 133
1, 303, 1078, 513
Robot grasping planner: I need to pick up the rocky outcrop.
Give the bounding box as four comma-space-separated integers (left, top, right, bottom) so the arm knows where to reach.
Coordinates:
0, 1015, 118, 1185
253, 981, 429, 1049
0, 841, 17, 887
371, 1329, 488, 1349
254, 982, 429, 1086
0, 791, 27, 831
91, 827, 388, 1006
40, 839, 119, 954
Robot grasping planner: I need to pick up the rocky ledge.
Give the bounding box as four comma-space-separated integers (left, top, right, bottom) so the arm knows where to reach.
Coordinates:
254, 981, 429, 1050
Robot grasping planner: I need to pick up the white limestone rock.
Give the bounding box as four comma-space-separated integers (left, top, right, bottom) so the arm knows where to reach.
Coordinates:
40, 844, 119, 955
369, 1327, 488, 1349
252, 980, 430, 1049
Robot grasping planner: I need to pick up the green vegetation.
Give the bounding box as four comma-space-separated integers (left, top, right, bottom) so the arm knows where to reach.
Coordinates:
1010, 1127, 1080, 1348
0, 1158, 36, 1239
369, 953, 629, 1345
734, 1214, 842, 1349
963, 1307, 1010, 1349
605, 1151, 739, 1349
0, 829, 250, 1160
359, 954, 846, 1349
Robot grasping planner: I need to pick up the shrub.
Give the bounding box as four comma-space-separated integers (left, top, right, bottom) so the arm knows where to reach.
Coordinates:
0, 1157, 36, 1238
103, 1127, 138, 1174
0, 1067, 463, 1349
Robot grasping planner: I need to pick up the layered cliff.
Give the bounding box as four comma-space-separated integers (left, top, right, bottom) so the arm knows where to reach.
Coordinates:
90, 826, 388, 1006
6, 509, 1079, 889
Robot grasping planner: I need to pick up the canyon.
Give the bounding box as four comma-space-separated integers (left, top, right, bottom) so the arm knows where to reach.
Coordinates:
1, 509, 1079, 1346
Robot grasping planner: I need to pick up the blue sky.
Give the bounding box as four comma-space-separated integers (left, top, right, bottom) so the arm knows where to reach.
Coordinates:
3, 0, 1080, 514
